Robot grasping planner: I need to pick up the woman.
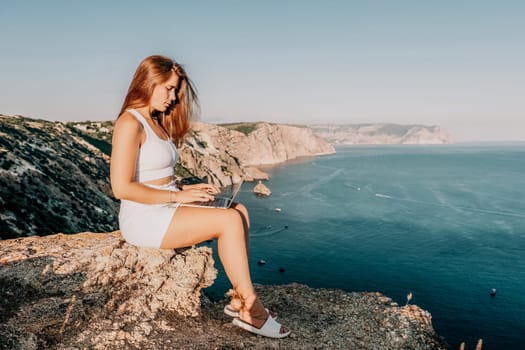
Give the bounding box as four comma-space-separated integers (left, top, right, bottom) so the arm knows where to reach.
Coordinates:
110, 55, 290, 338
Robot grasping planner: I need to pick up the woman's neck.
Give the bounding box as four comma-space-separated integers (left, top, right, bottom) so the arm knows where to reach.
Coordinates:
135, 107, 160, 122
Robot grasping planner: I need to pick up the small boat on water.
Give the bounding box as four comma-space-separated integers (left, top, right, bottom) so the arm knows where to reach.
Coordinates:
490, 288, 497, 297
274, 208, 282, 212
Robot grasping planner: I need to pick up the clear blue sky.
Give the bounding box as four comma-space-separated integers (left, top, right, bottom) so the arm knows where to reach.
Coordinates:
1, 0, 523, 141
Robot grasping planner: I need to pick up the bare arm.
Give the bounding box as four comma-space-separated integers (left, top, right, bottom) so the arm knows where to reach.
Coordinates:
110, 112, 218, 204
109, 113, 169, 203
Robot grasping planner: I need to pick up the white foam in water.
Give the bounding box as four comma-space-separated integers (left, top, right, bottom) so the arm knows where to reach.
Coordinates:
430, 187, 451, 206
296, 168, 344, 204
250, 226, 288, 238
298, 168, 343, 194
343, 181, 362, 191
373, 191, 525, 218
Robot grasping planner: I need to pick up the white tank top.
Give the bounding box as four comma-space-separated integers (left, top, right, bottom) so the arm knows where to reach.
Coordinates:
128, 109, 178, 182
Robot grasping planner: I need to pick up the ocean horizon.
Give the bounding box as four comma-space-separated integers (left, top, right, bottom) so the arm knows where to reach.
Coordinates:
205, 142, 525, 349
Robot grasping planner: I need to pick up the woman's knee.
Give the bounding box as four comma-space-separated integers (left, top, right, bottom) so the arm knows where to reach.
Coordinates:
215, 209, 244, 235
232, 203, 250, 225
233, 202, 248, 215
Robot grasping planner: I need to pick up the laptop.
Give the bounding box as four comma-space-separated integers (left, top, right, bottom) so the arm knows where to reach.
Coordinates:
176, 180, 243, 209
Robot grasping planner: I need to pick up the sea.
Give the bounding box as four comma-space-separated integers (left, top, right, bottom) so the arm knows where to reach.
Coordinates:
204, 142, 525, 349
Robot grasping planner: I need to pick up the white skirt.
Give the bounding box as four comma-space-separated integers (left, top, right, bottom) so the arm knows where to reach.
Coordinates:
118, 181, 180, 248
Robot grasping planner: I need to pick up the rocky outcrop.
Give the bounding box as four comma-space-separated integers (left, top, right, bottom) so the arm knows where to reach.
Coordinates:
243, 166, 269, 181
0, 231, 216, 349
311, 124, 452, 145
0, 232, 448, 349
177, 127, 246, 187
253, 180, 272, 196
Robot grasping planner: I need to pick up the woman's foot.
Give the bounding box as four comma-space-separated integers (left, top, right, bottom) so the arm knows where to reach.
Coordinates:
225, 296, 278, 319
237, 294, 289, 336
224, 297, 243, 317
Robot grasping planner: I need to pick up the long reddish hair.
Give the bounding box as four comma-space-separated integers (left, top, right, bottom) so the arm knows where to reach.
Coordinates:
118, 55, 199, 146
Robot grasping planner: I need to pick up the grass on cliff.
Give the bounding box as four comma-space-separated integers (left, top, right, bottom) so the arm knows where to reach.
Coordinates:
219, 122, 260, 136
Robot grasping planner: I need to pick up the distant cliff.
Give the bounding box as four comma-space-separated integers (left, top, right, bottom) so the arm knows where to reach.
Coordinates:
311, 124, 452, 145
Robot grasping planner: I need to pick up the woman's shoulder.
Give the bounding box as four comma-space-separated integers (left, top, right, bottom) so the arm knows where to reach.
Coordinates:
114, 111, 144, 135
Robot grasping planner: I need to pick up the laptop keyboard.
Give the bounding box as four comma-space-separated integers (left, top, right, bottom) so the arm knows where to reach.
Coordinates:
195, 197, 230, 207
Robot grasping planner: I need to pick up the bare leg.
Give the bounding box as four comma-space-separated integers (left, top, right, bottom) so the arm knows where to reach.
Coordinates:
231, 202, 250, 255
161, 206, 254, 299
160, 205, 287, 333
228, 202, 249, 310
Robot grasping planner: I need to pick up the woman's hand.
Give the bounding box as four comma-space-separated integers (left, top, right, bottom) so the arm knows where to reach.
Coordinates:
183, 183, 220, 195
174, 188, 216, 204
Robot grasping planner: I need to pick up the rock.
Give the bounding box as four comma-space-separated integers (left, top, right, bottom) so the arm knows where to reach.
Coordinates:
0, 233, 447, 349
243, 166, 270, 181
253, 180, 272, 196
178, 133, 246, 187
256, 284, 447, 350
0, 231, 216, 349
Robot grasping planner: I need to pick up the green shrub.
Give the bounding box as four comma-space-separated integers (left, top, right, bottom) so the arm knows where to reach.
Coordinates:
220, 122, 259, 136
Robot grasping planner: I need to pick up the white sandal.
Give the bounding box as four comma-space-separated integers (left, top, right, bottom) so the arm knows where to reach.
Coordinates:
232, 315, 290, 338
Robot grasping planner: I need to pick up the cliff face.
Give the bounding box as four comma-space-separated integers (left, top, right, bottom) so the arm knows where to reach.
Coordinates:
179, 122, 335, 185
0, 232, 448, 350
215, 122, 336, 166
311, 124, 452, 145
0, 115, 118, 239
